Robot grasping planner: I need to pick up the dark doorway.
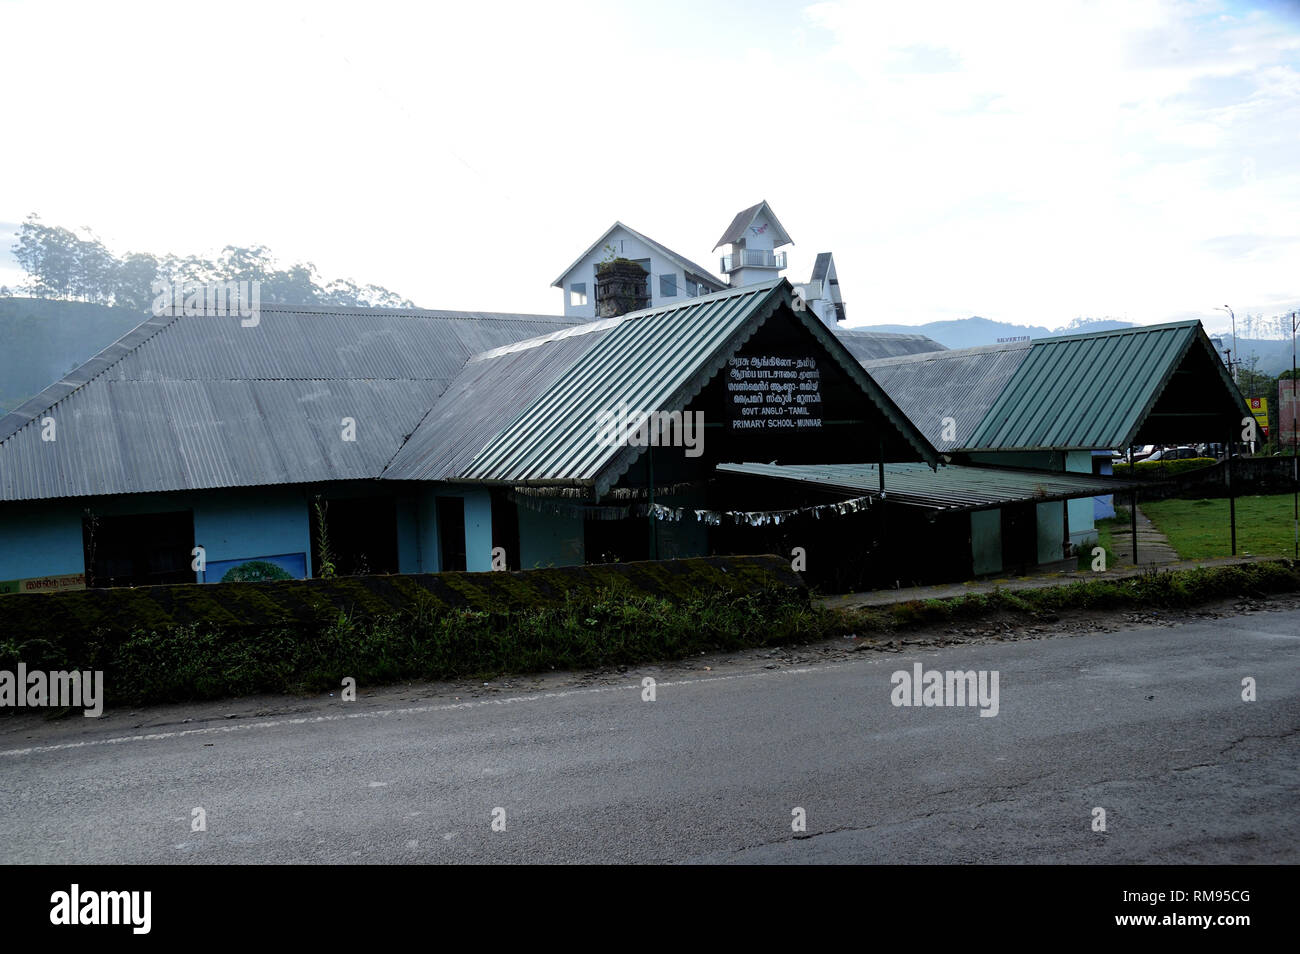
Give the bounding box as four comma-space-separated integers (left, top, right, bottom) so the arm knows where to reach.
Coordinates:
437, 496, 467, 572
312, 496, 399, 577
585, 516, 650, 565
83, 510, 194, 588
489, 490, 520, 571
1001, 503, 1037, 574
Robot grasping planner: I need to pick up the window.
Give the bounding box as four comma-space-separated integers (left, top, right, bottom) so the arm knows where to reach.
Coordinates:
310, 496, 399, 577
660, 273, 678, 298
569, 282, 587, 307
83, 510, 194, 587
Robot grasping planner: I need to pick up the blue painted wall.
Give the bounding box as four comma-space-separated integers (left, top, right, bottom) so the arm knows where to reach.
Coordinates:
1065, 451, 1097, 546
464, 490, 493, 572
394, 495, 420, 573
0, 486, 316, 585
192, 487, 312, 579
1036, 500, 1065, 563
0, 502, 85, 580
970, 509, 1002, 575
518, 505, 585, 568
1092, 451, 1116, 520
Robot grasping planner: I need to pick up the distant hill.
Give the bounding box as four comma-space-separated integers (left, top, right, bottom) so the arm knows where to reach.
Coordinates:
0, 298, 147, 415
1215, 337, 1299, 378
850, 316, 1137, 350
851, 313, 1300, 377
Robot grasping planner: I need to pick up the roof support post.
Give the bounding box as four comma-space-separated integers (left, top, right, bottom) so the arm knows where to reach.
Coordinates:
1227, 428, 1237, 557
647, 447, 658, 561
1062, 496, 1071, 561
1129, 446, 1138, 566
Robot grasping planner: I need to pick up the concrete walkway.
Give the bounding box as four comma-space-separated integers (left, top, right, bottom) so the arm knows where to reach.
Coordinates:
1110, 505, 1179, 567
819, 554, 1268, 612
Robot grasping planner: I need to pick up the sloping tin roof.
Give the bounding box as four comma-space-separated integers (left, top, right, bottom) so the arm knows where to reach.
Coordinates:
0, 305, 578, 501
718, 461, 1142, 513
810, 252, 833, 283
967, 320, 1248, 451
834, 328, 947, 362
855, 319, 1247, 453
384, 279, 940, 494
861, 341, 1032, 449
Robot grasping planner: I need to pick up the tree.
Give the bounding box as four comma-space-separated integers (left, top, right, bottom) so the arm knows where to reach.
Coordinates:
108, 253, 160, 312
11, 216, 418, 309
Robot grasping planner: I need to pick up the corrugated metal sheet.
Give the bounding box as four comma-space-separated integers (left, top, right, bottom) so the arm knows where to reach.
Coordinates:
386, 279, 940, 494
967, 321, 1247, 451
382, 329, 611, 482
0, 305, 578, 501
834, 328, 948, 362
718, 461, 1142, 513
861, 341, 1032, 448
396, 284, 787, 491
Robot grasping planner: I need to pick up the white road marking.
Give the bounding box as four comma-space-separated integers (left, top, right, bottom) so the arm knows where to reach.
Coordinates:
0, 666, 827, 759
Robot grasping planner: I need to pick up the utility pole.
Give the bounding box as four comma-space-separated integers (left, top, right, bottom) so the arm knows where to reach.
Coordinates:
1219, 305, 1238, 383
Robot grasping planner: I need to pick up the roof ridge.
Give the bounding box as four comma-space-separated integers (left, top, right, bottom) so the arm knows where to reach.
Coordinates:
251, 304, 577, 322
862, 339, 1030, 366
0, 312, 181, 446
1033, 318, 1201, 344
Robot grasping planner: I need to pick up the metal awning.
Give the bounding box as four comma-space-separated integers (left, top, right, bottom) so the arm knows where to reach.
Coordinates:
717, 461, 1144, 513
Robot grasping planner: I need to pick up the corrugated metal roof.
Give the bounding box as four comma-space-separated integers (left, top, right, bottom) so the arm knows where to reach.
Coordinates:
0, 305, 579, 501
717, 461, 1142, 513
860, 341, 1032, 448
385, 279, 940, 494
835, 328, 948, 362
381, 328, 610, 483
854, 320, 1249, 453
967, 320, 1249, 451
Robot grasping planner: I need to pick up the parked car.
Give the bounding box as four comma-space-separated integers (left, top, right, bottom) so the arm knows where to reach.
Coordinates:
1113, 444, 1157, 463
1144, 446, 1199, 462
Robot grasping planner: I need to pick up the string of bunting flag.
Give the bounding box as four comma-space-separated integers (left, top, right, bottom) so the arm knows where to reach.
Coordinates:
638, 493, 881, 526
507, 490, 630, 521
508, 489, 884, 525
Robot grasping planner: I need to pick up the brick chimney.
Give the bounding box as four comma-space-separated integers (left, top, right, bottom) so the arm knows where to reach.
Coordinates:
594, 259, 649, 317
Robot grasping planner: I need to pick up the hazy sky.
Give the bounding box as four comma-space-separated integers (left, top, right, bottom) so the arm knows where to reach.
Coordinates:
2, 0, 1297, 334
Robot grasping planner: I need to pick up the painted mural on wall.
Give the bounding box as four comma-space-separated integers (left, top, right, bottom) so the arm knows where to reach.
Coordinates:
727, 354, 823, 433
201, 552, 307, 583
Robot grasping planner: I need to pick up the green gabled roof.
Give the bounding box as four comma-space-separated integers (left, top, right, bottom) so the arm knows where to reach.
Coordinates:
388, 279, 939, 496
965, 320, 1250, 451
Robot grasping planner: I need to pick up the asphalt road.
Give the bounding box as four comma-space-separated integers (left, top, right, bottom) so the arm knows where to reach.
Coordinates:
1, 609, 1297, 864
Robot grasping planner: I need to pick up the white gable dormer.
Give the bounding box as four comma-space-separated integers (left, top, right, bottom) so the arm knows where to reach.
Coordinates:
552, 222, 727, 318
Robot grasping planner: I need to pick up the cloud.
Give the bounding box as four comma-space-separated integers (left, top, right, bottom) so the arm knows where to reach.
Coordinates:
0, 0, 1295, 331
